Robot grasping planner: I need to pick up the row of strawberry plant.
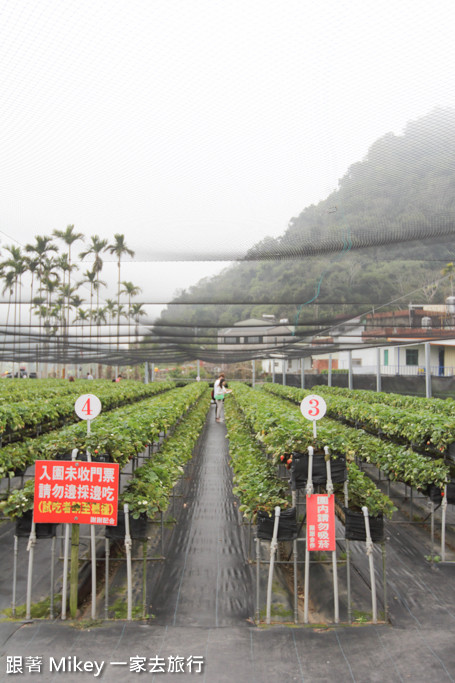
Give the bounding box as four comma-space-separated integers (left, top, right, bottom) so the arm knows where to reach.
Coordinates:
230, 384, 396, 518
0, 382, 204, 479
0, 378, 86, 400
262, 383, 455, 454
0, 378, 134, 404
223, 396, 291, 521
311, 384, 455, 417
261, 383, 450, 492
120, 388, 210, 518
0, 383, 210, 520
0, 380, 175, 439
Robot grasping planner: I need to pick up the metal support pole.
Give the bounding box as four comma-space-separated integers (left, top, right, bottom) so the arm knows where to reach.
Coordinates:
266, 506, 281, 625
124, 504, 133, 621
144, 361, 149, 384
344, 479, 352, 624
328, 354, 332, 387
26, 522, 37, 620
61, 525, 70, 620
282, 359, 286, 386
348, 350, 353, 390
142, 540, 148, 618
161, 511, 164, 557
272, 361, 275, 384
256, 537, 261, 623
70, 525, 80, 619
50, 536, 56, 619
12, 535, 18, 618
292, 490, 298, 623
63, 447, 79, 620
248, 519, 252, 560
252, 360, 256, 387
425, 342, 432, 398
441, 484, 447, 561
325, 448, 339, 623
362, 506, 377, 624
303, 448, 314, 624
382, 541, 388, 622
376, 347, 382, 393
105, 538, 110, 619
86, 437, 97, 621
430, 501, 435, 558
301, 358, 305, 390
151, 364, 155, 382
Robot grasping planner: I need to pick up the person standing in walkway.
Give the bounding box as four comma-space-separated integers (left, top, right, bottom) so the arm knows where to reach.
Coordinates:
213, 372, 224, 419
214, 378, 231, 422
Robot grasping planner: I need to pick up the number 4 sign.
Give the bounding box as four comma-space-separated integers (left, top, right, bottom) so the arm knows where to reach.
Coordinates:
74, 394, 102, 421
300, 394, 327, 437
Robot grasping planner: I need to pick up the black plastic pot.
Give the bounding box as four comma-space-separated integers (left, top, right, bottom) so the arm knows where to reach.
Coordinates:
77, 452, 114, 463
55, 451, 82, 461
15, 510, 58, 539
290, 450, 347, 491
343, 506, 384, 543
256, 507, 298, 541
105, 510, 148, 540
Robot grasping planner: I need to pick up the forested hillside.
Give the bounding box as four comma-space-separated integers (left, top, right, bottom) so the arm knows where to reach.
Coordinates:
158, 108, 455, 331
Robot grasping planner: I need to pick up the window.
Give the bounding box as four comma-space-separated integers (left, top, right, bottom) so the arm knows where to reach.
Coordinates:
246, 336, 263, 344
352, 358, 362, 366
222, 337, 238, 344
383, 349, 389, 366
406, 349, 419, 365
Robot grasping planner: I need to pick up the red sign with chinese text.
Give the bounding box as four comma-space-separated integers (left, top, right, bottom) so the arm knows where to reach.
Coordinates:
34, 460, 119, 526
306, 493, 335, 551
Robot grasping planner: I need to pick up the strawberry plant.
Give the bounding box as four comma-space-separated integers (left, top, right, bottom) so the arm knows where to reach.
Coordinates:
224, 398, 290, 520
262, 383, 450, 491
230, 383, 397, 518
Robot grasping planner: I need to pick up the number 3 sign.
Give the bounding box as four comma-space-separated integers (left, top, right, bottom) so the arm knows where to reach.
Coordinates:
74, 394, 102, 421
300, 394, 327, 421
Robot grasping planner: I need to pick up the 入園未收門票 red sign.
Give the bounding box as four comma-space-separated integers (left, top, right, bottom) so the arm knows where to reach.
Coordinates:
306, 493, 335, 552
34, 460, 119, 526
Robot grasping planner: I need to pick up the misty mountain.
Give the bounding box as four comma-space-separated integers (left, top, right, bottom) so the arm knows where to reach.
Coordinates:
157, 108, 455, 332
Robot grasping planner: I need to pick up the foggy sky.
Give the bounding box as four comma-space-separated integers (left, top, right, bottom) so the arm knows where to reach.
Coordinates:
1, 0, 454, 311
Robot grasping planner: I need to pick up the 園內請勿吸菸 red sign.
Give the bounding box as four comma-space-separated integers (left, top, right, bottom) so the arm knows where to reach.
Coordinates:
306, 493, 335, 552
34, 460, 119, 526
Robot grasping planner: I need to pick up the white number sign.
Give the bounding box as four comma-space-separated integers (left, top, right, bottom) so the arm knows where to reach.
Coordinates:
74, 394, 102, 421
300, 394, 327, 421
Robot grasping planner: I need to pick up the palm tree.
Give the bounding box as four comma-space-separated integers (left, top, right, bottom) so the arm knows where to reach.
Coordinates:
80, 236, 108, 314
53, 225, 84, 325
0, 246, 27, 378
121, 281, 142, 347
24, 254, 39, 372
78, 269, 97, 350
130, 302, 146, 349
80, 236, 109, 371
80, 235, 107, 274
73, 307, 90, 377
25, 236, 58, 326
1, 269, 15, 371
104, 298, 118, 379
107, 234, 134, 373
68, 294, 85, 375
